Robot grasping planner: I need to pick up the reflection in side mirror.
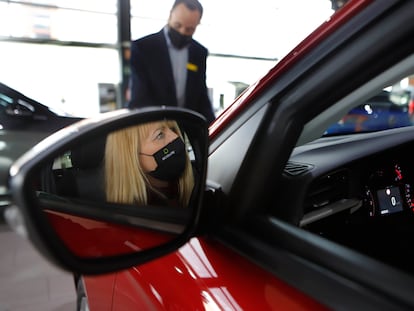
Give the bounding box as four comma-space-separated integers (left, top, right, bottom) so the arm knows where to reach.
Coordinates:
9, 108, 208, 274
38, 120, 194, 258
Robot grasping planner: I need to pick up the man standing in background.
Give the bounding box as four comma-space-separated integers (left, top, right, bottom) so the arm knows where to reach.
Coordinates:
128, 0, 215, 124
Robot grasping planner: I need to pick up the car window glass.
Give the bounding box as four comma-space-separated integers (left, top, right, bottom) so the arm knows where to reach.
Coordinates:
16, 99, 35, 112
0, 91, 35, 115
324, 75, 414, 136
0, 93, 13, 113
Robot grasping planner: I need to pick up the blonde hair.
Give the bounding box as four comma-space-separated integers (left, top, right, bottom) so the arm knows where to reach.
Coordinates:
104, 120, 194, 207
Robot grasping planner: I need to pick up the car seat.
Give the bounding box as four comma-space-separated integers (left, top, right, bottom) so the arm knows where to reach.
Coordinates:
69, 136, 106, 202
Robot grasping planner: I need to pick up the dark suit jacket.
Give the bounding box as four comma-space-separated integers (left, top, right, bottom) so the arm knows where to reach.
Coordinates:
129, 29, 215, 124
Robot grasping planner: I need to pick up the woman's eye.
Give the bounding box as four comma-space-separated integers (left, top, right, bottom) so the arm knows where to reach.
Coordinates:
155, 131, 165, 140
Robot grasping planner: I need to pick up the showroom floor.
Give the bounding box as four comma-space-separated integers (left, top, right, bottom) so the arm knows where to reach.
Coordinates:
0, 222, 76, 311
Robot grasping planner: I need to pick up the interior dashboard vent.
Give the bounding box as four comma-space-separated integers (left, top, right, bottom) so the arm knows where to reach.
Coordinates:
284, 161, 314, 176
304, 169, 349, 213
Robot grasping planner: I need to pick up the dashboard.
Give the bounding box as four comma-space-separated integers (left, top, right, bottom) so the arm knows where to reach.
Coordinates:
282, 126, 414, 273
364, 158, 414, 217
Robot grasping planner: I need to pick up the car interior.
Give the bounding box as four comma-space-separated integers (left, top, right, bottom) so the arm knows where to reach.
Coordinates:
44, 137, 106, 202
281, 54, 414, 275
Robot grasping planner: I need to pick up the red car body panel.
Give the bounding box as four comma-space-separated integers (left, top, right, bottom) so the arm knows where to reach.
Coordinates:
86, 238, 328, 311
83, 274, 116, 311
45, 211, 175, 257
82, 0, 377, 309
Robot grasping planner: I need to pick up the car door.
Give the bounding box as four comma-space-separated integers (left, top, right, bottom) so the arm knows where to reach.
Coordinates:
205, 0, 414, 309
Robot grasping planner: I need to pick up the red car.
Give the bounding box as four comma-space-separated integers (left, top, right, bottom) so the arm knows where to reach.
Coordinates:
6, 0, 414, 310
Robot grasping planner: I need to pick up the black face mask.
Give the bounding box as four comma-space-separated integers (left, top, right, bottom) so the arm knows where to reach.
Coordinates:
142, 137, 187, 181
168, 26, 192, 49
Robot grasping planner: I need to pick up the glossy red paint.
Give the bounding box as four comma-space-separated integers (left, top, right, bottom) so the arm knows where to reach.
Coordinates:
46, 211, 175, 257
85, 237, 328, 310
209, 0, 373, 141
84, 274, 116, 311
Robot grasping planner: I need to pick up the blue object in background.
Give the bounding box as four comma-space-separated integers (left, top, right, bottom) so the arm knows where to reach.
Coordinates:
325, 90, 412, 135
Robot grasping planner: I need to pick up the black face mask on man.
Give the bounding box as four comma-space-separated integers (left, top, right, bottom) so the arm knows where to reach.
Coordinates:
140, 137, 187, 181
168, 26, 192, 49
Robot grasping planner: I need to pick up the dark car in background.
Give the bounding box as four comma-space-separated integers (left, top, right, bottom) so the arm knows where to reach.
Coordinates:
0, 82, 80, 131
0, 82, 81, 218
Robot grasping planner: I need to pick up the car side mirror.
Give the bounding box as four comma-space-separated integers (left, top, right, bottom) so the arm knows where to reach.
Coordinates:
7, 107, 209, 274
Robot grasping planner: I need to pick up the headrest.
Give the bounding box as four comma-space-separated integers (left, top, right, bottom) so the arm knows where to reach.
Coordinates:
70, 137, 106, 170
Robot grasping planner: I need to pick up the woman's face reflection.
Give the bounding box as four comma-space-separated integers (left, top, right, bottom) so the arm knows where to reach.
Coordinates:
138, 122, 179, 173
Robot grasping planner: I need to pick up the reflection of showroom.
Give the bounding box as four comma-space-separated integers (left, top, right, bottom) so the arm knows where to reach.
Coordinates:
0, 0, 332, 117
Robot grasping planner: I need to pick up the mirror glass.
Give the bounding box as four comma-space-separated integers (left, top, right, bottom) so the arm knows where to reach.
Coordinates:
31, 119, 201, 259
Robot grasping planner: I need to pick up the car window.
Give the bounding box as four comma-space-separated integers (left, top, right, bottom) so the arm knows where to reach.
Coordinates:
0, 96, 35, 118
0, 92, 13, 112
324, 75, 414, 136
0, 87, 34, 113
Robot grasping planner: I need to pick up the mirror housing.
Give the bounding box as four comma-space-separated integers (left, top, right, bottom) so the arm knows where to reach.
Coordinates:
8, 107, 209, 274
